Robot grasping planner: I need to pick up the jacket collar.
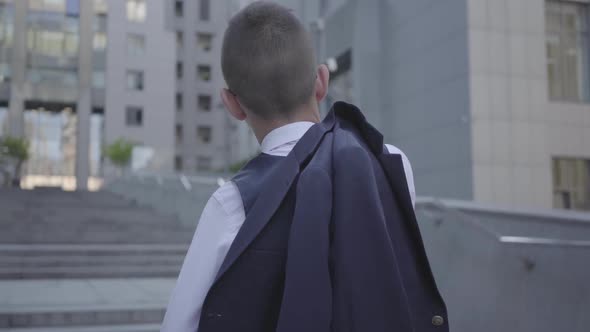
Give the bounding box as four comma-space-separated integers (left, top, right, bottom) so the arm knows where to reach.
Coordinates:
214, 102, 375, 283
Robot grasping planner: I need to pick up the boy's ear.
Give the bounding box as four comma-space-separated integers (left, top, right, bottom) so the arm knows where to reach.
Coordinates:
315, 64, 330, 102
221, 89, 247, 121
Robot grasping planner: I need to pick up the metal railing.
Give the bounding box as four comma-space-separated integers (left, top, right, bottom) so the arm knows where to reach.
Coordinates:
416, 198, 590, 248
123, 172, 226, 191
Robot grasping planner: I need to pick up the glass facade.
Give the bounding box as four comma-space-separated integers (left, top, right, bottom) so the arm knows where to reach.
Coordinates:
546, 0, 590, 102
27, 67, 77, 86
0, 1, 14, 48
22, 108, 103, 177
1, 0, 108, 180
0, 106, 7, 136
0, 1, 14, 84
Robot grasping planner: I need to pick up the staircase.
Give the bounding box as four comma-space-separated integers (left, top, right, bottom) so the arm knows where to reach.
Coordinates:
0, 188, 195, 331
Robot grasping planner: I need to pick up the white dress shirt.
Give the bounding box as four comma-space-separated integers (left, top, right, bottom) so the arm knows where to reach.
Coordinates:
161, 121, 416, 332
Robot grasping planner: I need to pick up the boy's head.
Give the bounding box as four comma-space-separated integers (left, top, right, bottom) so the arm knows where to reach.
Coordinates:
221, 1, 329, 131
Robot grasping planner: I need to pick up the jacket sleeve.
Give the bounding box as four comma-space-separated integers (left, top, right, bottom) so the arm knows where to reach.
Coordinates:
330, 145, 414, 332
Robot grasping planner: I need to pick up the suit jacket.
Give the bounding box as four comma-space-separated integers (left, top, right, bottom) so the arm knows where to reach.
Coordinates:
199, 102, 447, 332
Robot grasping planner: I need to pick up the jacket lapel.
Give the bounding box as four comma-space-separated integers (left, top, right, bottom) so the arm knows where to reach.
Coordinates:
213, 112, 337, 283
379, 152, 443, 296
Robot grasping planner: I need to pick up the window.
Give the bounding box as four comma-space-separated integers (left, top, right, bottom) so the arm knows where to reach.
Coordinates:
545, 0, 590, 102
176, 31, 183, 50
199, 0, 210, 21
92, 71, 105, 88
0, 3, 14, 48
95, 13, 107, 31
0, 63, 10, 83
28, 68, 77, 86
198, 94, 211, 111
176, 92, 183, 110
64, 32, 78, 55
197, 64, 211, 81
196, 156, 211, 171
28, 0, 66, 13
93, 32, 106, 50
127, 34, 145, 56
553, 157, 590, 211
126, 70, 144, 90
176, 124, 183, 144
176, 61, 183, 79
94, 0, 108, 15
196, 32, 212, 52
126, 0, 146, 22
28, 29, 64, 57
175, 155, 183, 171
197, 126, 212, 143
175, 0, 183, 17
126, 106, 143, 126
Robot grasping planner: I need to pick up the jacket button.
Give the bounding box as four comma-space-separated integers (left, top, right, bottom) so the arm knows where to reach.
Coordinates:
432, 315, 444, 326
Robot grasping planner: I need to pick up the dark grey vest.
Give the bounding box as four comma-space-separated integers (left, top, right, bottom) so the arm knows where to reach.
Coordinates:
232, 153, 286, 215
199, 153, 291, 332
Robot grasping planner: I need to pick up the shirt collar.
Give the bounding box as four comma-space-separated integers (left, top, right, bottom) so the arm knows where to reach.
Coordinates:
260, 121, 316, 154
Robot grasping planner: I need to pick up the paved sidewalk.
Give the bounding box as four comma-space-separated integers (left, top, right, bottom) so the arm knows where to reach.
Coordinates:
0, 278, 176, 313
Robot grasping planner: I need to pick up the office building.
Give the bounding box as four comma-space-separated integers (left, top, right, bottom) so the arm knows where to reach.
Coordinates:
0, 0, 176, 188
0, 0, 108, 189
104, 0, 175, 173
276, 0, 590, 211
164, 0, 257, 173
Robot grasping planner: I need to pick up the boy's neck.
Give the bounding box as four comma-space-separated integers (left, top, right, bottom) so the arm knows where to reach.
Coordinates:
252, 108, 321, 144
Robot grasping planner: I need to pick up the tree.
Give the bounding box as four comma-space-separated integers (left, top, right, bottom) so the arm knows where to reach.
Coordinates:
103, 138, 134, 175
0, 136, 30, 187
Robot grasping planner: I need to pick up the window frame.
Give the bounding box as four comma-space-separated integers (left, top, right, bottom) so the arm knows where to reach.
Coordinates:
545, 0, 590, 102
125, 106, 143, 127
126, 70, 144, 91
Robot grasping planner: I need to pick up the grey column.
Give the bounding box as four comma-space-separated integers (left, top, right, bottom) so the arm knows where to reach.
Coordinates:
352, 0, 383, 129
8, 0, 27, 138
75, 1, 93, 190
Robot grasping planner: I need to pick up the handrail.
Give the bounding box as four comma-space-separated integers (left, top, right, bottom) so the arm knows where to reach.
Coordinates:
125, 172, 224, 191
0, 244, 189, 252
417, 199, 590, 248
416, 196, 590, 223
180, 175, 192, 191
499, 236, 590, 248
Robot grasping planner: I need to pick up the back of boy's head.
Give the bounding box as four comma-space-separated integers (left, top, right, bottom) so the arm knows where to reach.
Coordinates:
221, 1, 317, 119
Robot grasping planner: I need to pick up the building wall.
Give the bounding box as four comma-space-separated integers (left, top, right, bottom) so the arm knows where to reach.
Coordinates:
386, 0, 473, 200
0, 0, 107, 187
467, 0, 590, 209
166, 0, 244, 173
280, 0, 474, 200
105, 0, 175, 172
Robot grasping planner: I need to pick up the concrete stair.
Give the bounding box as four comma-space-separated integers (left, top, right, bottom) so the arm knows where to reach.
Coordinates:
0, 307, 164, 329
0, 188, 193, 278
0, 188, 189, 330
0, 245, 187, 279
0, 278, 175, 331
0, 323, 160, 332
0, 189, 193, 245
0, 188, 193, 279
